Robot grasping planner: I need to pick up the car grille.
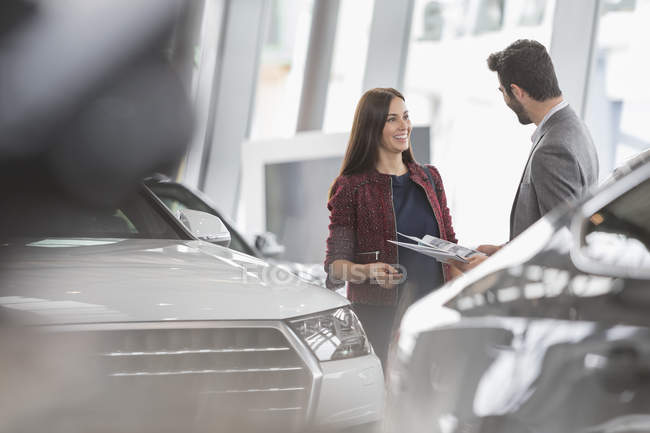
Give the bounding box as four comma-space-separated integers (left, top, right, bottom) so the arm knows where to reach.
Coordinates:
40, 325, 314, 433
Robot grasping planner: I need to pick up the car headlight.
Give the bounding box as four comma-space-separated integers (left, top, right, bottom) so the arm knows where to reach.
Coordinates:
288, 307, 370, 361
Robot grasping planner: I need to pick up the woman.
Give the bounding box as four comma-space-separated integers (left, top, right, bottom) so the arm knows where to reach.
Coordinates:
324, 88, 459, 367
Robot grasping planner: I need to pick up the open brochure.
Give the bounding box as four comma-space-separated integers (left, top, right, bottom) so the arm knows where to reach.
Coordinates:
387, 232, 485, 264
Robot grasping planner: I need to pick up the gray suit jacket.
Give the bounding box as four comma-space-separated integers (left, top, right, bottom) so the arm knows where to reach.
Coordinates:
510, 105, 599, 240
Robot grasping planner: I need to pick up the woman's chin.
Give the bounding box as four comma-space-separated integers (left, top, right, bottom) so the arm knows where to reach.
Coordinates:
397, 144, 410, 152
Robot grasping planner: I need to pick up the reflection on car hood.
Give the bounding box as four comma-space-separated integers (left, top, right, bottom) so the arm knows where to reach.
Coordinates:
269, 259, 328, 287
0, 238, 347, 324
391, 314, 650, 433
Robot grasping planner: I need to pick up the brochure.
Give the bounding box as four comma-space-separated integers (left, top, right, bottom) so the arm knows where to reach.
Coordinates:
387, 232, 485, 264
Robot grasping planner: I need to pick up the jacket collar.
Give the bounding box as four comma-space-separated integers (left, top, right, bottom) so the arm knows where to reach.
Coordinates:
407, 161, 428, 183
368, 160, 427, 183
533, 104, 573, 147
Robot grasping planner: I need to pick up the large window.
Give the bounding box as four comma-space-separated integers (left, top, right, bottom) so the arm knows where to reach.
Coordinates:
403, 0, 555, 246
322, 0, 375, 133
250, 0, 314, 139
585, 0, 650, 176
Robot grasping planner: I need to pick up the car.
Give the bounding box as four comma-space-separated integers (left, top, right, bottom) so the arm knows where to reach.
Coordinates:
0, 182, 383, 433
386, 157, 650, 433
144, 175, 328, 288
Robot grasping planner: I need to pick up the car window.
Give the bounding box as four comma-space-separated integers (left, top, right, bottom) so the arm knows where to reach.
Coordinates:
146, 182, 257, 256
114, 209, 139, 233
148, 184, 216, 215
583, 177, 650, 269
2, 187, 187, 240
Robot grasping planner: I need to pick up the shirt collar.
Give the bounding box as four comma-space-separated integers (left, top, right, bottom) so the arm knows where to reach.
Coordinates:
531, 99, 568, 144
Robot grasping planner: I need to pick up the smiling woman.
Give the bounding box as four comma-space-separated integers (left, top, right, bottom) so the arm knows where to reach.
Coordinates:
380, 97, 412, 157
324, 87, 460, 368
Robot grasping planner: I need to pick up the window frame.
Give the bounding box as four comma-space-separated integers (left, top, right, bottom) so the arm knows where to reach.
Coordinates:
570, 162, 650, 280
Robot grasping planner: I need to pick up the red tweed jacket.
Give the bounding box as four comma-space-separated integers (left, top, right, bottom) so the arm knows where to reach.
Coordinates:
324, 162, 457, 306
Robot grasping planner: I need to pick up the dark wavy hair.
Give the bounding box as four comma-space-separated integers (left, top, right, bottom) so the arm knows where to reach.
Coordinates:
329, 88, 415, 198
487, 39, 562, 101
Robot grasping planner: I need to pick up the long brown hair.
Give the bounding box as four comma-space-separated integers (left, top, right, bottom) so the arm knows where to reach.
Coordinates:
329, 88, 415, 198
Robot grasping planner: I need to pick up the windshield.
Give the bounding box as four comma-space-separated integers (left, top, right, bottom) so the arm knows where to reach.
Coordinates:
1, 186, 187, 240
582, 176, 650, 269
586, 178, 650, 246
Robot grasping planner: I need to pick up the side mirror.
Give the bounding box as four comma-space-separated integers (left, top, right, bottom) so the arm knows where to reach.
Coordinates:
254, 232, 285, 258
178, 209, 231, 247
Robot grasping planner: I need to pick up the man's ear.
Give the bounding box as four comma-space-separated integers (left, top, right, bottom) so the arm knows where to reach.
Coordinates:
510, 84, 527, 101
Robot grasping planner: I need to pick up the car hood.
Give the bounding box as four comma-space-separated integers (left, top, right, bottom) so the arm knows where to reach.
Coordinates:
391, 314, 650, 433
0, 238, 348, 325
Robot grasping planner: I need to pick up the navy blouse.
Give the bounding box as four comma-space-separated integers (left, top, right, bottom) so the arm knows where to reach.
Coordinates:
391, 172, 443, 298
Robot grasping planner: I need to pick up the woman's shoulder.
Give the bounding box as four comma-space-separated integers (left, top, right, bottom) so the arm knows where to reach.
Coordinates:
422, 163, 442, 179
408, 161, 442, 179
408, 162, 446, 191
328, 175, 351, 201
331, 171, 375, 190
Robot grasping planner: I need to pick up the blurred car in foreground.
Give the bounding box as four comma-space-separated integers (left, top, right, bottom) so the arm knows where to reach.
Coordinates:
387, 158, 650, 433
145, 175, 328, 287
0, 183, 383, 433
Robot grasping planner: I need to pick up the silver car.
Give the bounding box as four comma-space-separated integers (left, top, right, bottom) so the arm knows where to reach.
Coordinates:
0, 184, 383, 433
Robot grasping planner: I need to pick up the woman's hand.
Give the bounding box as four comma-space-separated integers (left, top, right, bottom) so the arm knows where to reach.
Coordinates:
364, 262, 404, 289
329, 259, 403, 288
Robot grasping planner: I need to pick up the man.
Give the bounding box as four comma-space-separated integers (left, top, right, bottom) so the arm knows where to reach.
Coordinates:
474, 39, 599, 258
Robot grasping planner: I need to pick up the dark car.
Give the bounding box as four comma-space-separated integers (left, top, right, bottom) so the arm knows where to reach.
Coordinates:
387, 157, 650, 433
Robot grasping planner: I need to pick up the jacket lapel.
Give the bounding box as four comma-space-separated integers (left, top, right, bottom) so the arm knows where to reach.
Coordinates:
407, 163, 446, 240
510, 105, 573, 239
509, 127, 548, 239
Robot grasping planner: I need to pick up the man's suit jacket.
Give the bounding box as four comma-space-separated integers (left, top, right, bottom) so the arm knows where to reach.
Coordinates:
510, 105, 599, 240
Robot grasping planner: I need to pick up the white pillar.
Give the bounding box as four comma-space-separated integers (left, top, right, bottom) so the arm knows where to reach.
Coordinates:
296, 0, 340, 132
362, 0, 415, 91
549, 0, 601, 117
200, 0, 270, 218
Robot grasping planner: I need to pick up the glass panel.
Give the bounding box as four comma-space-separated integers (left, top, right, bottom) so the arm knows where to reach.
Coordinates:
585, 0, 650, 176
583, 178, 650, 269
4, 189, 184, 240
250, 0, 314, 139
474, 0, 505, 35
420, 1, 445, 41
403, 0, 555, 246
322, 0, 375, 133
518, 0, 548, 26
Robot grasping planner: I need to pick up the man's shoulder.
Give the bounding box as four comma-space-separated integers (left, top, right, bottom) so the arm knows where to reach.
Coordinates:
541, 108, 593, 148
545, 106, 583, 131
531, 107, 599, 182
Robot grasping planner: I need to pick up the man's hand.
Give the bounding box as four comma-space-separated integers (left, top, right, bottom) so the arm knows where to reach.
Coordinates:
477, 244, 502, 256
450, 254, 488, 273
365, 262, 403, 289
